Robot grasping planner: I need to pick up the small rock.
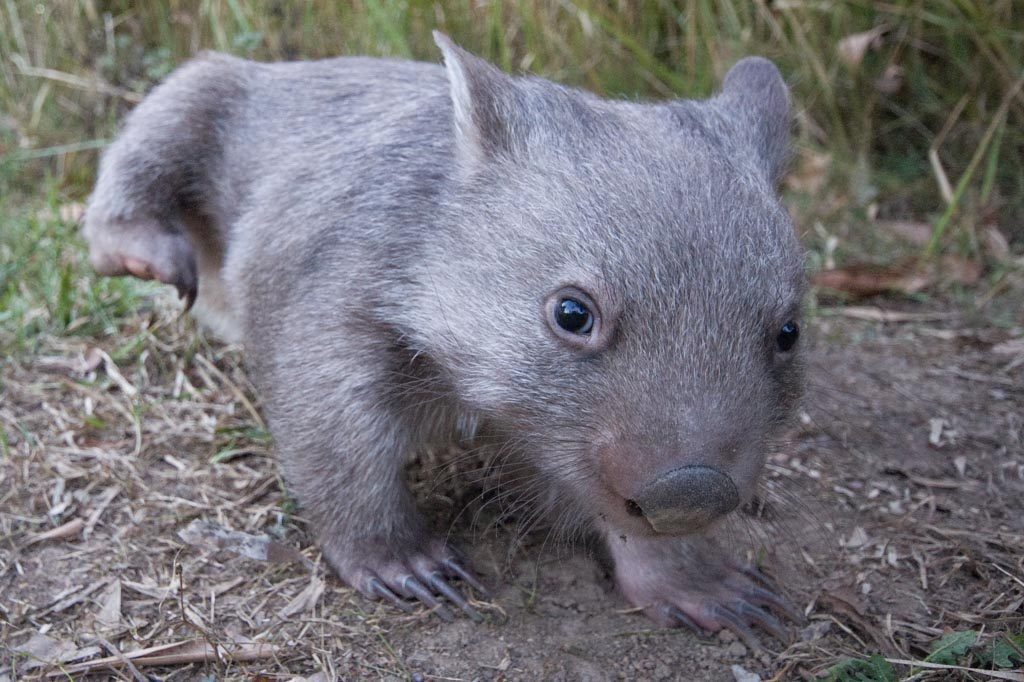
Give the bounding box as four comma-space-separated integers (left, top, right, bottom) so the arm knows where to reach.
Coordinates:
724, 641, 748, 659
731, 664, 762, 682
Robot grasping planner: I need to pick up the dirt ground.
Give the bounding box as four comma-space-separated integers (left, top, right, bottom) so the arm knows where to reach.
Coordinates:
1, 297, 1022, 680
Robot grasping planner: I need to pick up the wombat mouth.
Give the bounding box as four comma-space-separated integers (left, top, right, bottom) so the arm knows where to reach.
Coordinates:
626, 465, 740, 535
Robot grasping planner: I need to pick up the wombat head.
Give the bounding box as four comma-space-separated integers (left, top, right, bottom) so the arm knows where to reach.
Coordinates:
414, 34, 804, 539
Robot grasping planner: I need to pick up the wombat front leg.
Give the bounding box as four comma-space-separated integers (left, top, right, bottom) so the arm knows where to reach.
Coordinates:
83, 215, 198, 308
605, 531, 801, 650
264, 332, 488, 622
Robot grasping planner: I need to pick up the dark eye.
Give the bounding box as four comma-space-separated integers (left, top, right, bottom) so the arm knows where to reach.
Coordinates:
777, 321, 799, 352
555, 298, 594, 334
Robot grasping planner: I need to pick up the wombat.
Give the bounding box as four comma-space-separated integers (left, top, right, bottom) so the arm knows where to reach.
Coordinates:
84, 33, 805, 645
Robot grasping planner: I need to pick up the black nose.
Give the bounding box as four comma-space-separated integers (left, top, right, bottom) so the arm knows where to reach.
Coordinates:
628, 465, 740, 534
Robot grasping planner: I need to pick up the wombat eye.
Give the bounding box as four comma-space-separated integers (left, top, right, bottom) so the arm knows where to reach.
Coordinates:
777, 321, 799, 352
544, 287, 606, 350
555, 298, 594, 334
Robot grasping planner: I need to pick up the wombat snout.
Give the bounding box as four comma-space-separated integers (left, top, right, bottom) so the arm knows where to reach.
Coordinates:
627, 465, 740, 534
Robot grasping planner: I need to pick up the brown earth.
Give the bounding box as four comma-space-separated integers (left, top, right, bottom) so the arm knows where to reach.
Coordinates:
1, 298, 1022, 680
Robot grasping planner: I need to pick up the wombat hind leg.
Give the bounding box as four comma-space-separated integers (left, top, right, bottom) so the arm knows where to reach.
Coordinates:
85, 216, 198, 307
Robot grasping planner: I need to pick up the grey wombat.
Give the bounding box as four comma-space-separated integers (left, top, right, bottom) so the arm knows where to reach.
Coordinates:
85, 33, 805, 644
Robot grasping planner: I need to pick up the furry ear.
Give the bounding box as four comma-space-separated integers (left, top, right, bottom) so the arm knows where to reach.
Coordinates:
716, 57, 791, 184
433, 31, 522, 163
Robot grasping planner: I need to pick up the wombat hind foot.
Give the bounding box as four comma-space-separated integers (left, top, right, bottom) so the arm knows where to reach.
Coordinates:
608, 535, 801, 651
327, 535, 488, 623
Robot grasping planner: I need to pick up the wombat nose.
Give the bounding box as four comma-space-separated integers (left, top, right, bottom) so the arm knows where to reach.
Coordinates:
628, 465, 740, 534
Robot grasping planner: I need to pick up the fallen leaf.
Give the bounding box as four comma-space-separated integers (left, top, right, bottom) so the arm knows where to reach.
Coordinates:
813, 262, 931, 297
279, 576, 326, 618
875, 63, 904, 94
837, 25, 888, 69
36, 579, 109, 617
813, 255, 982, 298
940, 254, 983, 286
992, 337, 1024, 355
96, 349, 138, 397
178, 519, 308, 566
878, 219, 932, 246
26, 517, 85, 545
981, 225, 1011, 261
13, 633, 77, 670
785, 150, 831, 193
59, 202, 85, 223
820, 306, 959, 322
48, 637, 279, 676
95, 579, 122, 630
845, 526, 870, 548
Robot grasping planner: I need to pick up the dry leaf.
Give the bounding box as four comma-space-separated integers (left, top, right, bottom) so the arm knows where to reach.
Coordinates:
59, 202, 86, 223
878, 220, 932, 246
95, 580, 122, 630
875, 63, 904, 94
939, 254, 982, 285
845, 526, 869, 548
14, 633, 77, 670
813, 262, 931, 297
178, 519, 308, 566
992, 337, 1024, 355
37, 579, 109, 617
981, 225, 1010, 261
96, 349, 138, 397
813, 255, 981, 298
837, 25, 888, 69
279, 576, 326, 618
785, 150, 831, 193
822, 306, 959, 323
27, 517, 85, 545
49, 637, 279, 676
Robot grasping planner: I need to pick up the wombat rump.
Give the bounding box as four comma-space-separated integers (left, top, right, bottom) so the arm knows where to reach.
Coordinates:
85, 33, 806, 644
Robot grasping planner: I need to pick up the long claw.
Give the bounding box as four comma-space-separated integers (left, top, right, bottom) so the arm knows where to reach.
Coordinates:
426, 573, 483, 623
744, 585, 804, 623
370, 578, 414, 613
441, 558, 491, 598
179, 283, 197, 312
403, 576, 454, 622
734, 601, 789, 642
740, 564, 781, 592
663, 605, 709, 637
711, 604, 763, 653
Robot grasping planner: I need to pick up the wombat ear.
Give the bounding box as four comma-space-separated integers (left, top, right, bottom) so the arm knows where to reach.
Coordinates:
433, 31, 521, 163
716, 57, 791, 184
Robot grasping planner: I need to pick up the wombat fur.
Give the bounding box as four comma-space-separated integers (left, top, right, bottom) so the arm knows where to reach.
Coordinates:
85, 33, 805, 639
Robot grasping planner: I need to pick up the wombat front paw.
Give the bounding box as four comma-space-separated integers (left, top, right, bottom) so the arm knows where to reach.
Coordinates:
84, 218, 198, 309
325, 536, 490, 623
608, 535, 802, 651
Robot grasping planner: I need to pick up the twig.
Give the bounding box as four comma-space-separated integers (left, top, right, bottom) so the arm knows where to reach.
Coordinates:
10, 53, 142, 103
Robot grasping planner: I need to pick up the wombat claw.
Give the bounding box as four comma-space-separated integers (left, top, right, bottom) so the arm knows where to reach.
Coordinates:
662, 605, 709, 638
177, 280, 198, 312
366, 559, 487, 623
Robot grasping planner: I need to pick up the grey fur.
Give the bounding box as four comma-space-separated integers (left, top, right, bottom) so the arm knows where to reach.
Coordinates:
85, 34, 805, 633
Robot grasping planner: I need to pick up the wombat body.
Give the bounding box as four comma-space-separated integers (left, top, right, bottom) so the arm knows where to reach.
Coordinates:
85, 34, 805, 641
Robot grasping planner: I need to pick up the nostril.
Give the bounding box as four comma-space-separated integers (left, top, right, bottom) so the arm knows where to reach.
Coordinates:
625, 499, 644, 517
631, 465, 740, 534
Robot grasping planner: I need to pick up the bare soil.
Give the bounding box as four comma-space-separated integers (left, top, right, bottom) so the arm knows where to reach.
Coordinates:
2, 298, 1022, 680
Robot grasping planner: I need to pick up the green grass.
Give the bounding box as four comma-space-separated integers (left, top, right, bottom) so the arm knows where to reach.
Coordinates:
822, 629, 1024, 681
0, 184, 154, 356
0, 0, 1021, 291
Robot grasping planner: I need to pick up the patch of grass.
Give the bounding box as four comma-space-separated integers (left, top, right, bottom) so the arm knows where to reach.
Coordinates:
0, 185, 158, 357
0, 1, 1022, 263
822, 629, 1024, 681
